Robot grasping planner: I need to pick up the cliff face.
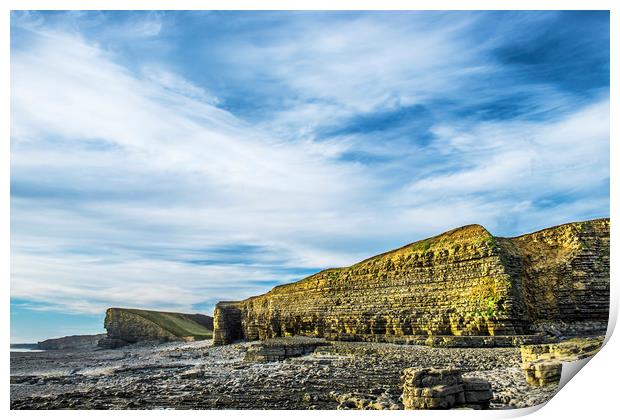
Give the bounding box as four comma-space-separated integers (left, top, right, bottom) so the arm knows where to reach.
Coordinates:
213, 219, 609, 346
101, 308, 213, 348
499, 219, 610, 335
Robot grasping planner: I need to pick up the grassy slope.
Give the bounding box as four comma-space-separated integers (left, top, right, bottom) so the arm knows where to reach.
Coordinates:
124, 309, 213, 340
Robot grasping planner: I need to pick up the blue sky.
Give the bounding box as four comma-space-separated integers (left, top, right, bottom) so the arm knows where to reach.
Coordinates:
10, 11, 609, 342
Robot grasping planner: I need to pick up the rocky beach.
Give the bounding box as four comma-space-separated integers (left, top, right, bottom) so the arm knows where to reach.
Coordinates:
11, 337, 563, 410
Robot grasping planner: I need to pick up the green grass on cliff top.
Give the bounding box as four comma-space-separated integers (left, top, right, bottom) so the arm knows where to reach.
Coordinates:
124, 309, 213, 340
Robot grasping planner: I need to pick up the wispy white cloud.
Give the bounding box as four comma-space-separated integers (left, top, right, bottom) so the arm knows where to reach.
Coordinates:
404, 99, 609, 198
10, 25, 381, 315
216, 12, 582, 144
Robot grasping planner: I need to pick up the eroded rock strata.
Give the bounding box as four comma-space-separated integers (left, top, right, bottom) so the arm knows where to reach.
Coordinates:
214, 219, 609, 346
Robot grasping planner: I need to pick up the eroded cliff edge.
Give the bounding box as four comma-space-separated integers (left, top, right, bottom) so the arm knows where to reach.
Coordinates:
100, 308, 214, 348
213, 219, 609, 346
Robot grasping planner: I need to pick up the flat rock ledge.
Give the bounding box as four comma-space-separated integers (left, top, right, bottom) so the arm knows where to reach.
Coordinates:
520, 336, 604, 387
401, 368, 492, 409
244, 337, 329, 363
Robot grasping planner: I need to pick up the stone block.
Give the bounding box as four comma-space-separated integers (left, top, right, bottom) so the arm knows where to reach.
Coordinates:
401, 368, 492, 410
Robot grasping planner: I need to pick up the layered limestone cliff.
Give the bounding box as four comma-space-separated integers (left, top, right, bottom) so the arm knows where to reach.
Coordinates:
213, 219, 609, 346
100, 308, 213, 348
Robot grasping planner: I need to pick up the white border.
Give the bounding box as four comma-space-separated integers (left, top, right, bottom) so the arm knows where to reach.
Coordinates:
2, 1, 617, 419
0, 0, 616, 11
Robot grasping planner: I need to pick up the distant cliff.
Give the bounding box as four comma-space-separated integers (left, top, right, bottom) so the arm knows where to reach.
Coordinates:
99, 308, 213, 348
214, 219, 609, 346
37, 334, 107, 351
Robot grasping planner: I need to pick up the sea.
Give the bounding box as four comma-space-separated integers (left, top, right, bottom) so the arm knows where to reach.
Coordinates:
10, 344, 44, 352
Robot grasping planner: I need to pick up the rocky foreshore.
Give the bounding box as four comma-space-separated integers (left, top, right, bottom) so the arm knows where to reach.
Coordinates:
11, 338, 562, 410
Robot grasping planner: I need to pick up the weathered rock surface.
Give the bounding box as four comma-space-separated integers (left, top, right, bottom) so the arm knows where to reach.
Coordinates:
401, 368, 492, 409
100, 308, 213, 348
214, 219, 609, 346
37, 334, 107, 351
520, 336, 603, 387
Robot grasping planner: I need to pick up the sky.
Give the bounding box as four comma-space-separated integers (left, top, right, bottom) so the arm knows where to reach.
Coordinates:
10, 11, 609, 342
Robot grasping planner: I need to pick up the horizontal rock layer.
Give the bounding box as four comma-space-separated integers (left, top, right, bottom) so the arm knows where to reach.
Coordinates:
214, 219, 609, 346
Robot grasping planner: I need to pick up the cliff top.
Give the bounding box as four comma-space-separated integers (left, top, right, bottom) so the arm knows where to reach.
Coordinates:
504, 217, 609, 240
246, 218, 607, 300
353, 223, 493, 265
